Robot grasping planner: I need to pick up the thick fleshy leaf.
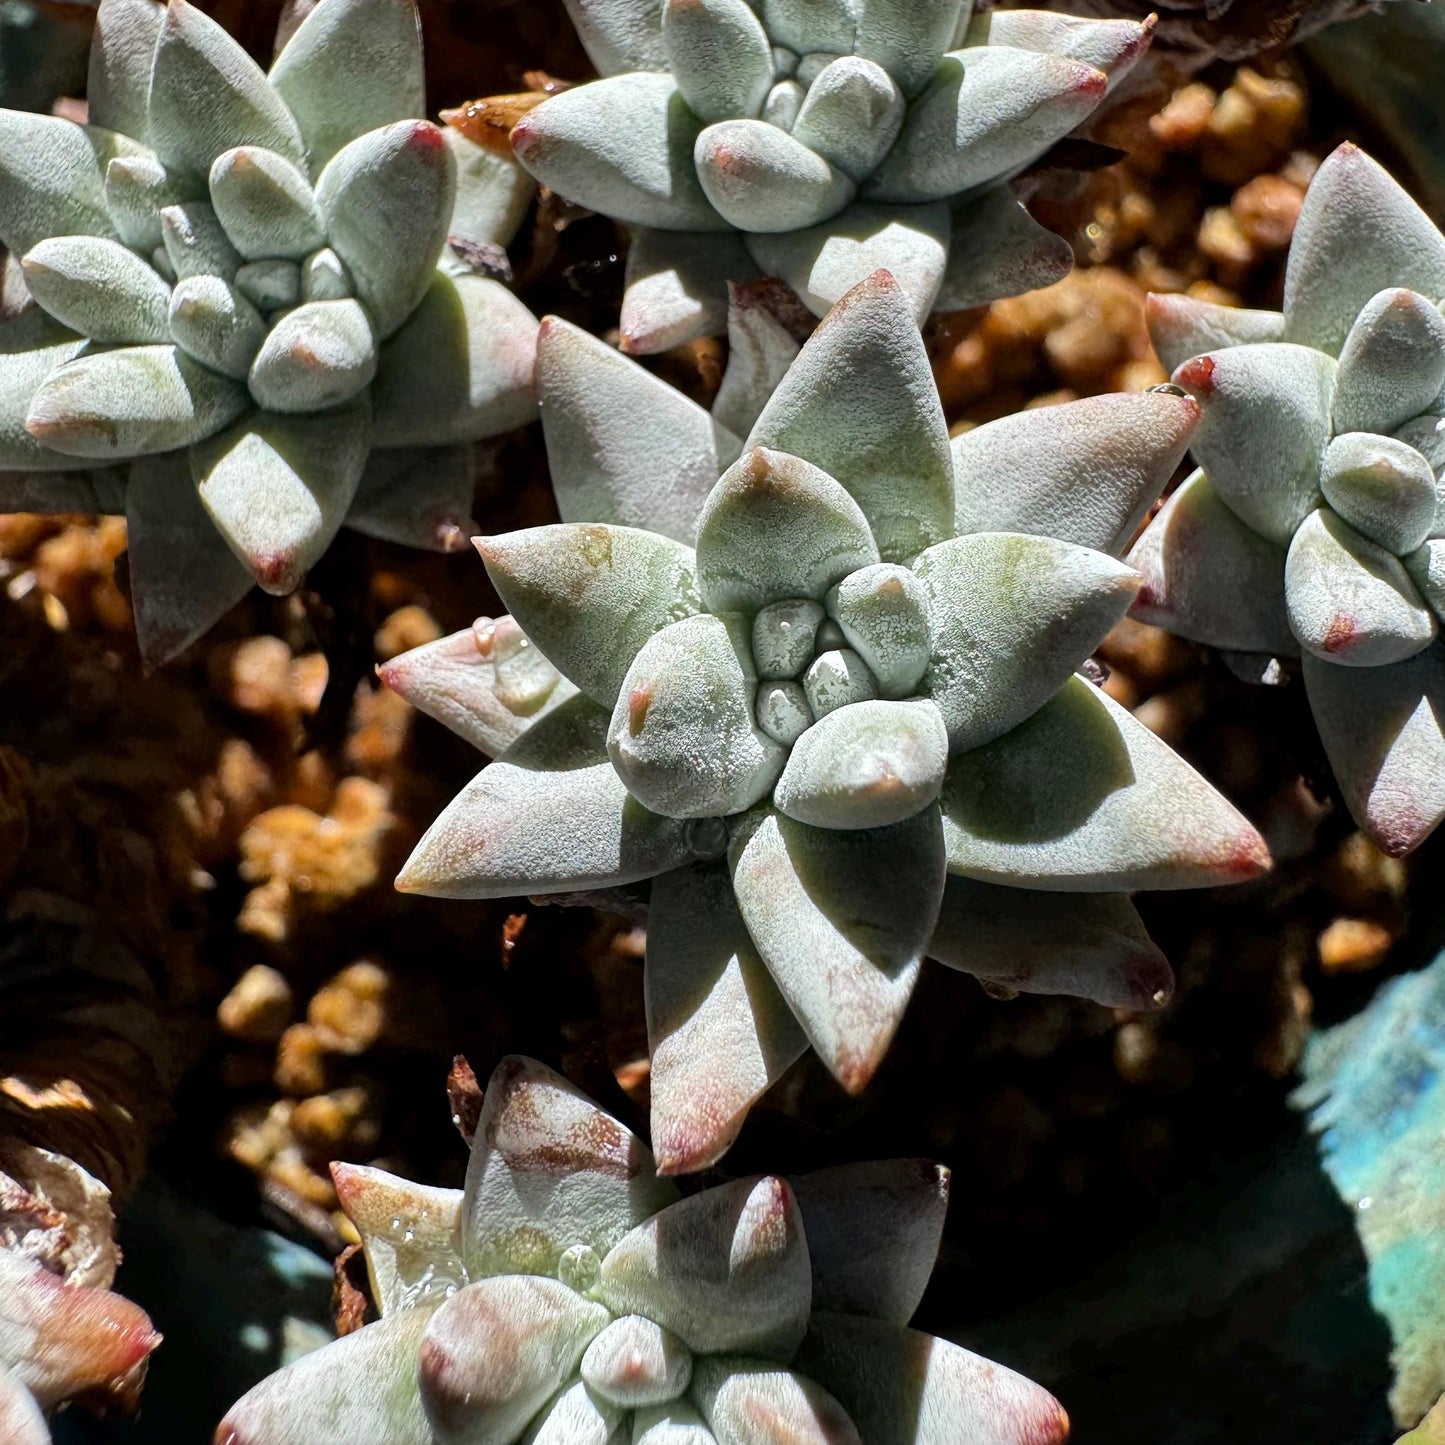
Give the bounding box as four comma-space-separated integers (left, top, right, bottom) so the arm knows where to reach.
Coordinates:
621, 229, 757, 354
952, 391, 1198, 556
0, 112, 120, 255
217, 1309, 435, 1445
269, 0, 425, 171
0, 309, 88, 469
235, 257, 301, 309
1126, 468, 1295, 655
759, 0, 855, 53
1334, 287, 1445, 438
477, 523, 701, 707
747, 271, 953, 562
987, 9, 1153, 92
26, 343, 248, 459
691, 1357, 861, 1445
855, 0, 967, 96
561, 0, 669, 75
1145, 291, 1284, 376
646, 861, 808, 1175
1285, 508, 1437, 667
0, 1370, 46, 1445
825, 562, 931, 697
729, 805, 943, 1093
524, 1381, 622, 1445
316, 120, 455, 338
694, 120, 856, 233
608, 613, 787, 818
597, 1175, 811, 1359
795, 1313, 1069, 1445
168, 274, 267, 379
104, 154, 180, 252
147, 0, 305, 179
763, 78, 805, 130
1284, 143, 1445, 356
418, 1277, 609, 1445
695, 447, 879, 613
537, 316, 733, 544
1410, 539, 1445, 618
1303, 646, 1445, 856
395, 694, 698, 899
372, 272, 539, 446
914, 532, 1140, 752
1320, 432, 1437, 556
511, 75, 727, 232
803, 647, 878, 718
791, 1160, 949, 1325
302, 247, 352, 302
88, 0, 164, 139
662, 0, 773, 124
247, 298, 378, 413
791, 58, 904, 181
460, 1054, 678, 1278
347, 444, 478, 551
161, 201, 242, 281
711, 283, 801, 441
581, 1315, 693, 1407
192, 401, 370, 594
746, 200, 950, 325
1172, 342, 1334, 548
932, 184, 1072, 313
330, 1163, 464, 1314
866, 46, 1106, 205
928, 876, 1174, 1010
633, 1402, 717, 1445
209, 146, 325, 260
939, 674, 1271, 890
1393, 412, 1445, 484
441, 124, 536, 257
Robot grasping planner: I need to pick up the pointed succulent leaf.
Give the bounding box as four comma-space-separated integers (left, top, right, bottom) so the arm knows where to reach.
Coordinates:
795, 1312, 1069, 1445
748, 271, 953, 563
234, 257, 300, 310
396, 694, 699, 899
791, 58, 905, 181
1321, 432, 1437, 556
0, 1370, 46, 1445
192, 401, 371, 594
104, 155, 181, 253
302, 247, 352, 302
825, 562, 931, 697
0, 310, 88, 470
161, 201, 241, 280
168, 273, 267, 379
1394, 413, 1445, 484
691, 1357, 861, 1445
729, 806, 943, 1093
147, 0, 305, 179
88, 0, 164, 139
661, 0, 773, 124
608, 613, 787, 818
460, 1054, 678, 1278
695, 120, 856, 234
711, 284, 801, 441
866, 46, 1106, 205
1409, 539, 1445, 618
269, 0, 425, 172
792, 1160, 949, 1325
247, 298, 377, 413
987, 9, 1153, 92
524, 1380, 622, 1445
418, 1277, 610, 1445
763, 78, 806, 130
1126, 469, 1295, 655
633, 1402, 717, 1445
940, 675, 1271, 890
914, 532, 1140, 752
854, 0, 967, 96
1285, 508, 1437, 666
0, 112, 119, 255
759, 0, 855, 53
26, 343, 247, 458
512, 75, 727, 232
1145, 291, 1284, 375
477, 523, 702, 707
441, 124, 536, 259
752, 599, 825, 680
561, 0, 669, 75
696, 448, 879, 613
597, 1175, 811, 1359
621, 229, 758, 355
1284, 143, 1445, 356
646, 861, 808, 1175
1330, 287, 1445, 438
209, 146, 325, 260
1303, 647, 1445, 856
581, 1315, 693, 1407
347, 444, 478, 552
932, 184, 1072, 313
803, 647, 878, 718
537, 316, 734, 544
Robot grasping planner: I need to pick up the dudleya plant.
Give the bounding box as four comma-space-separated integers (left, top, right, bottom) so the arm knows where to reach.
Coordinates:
0, 0, 539, 663
385, 271, 1271, 1174
509, 0, 1153, 353
1133, 142, 1445, 857
218, 1054, 1071, 1445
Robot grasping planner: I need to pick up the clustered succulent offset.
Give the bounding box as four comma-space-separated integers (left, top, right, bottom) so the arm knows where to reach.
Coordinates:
219, 1055, 1070, 1445
510, 0, 1153, 353
0, 0, 539, 663
1133, 142, 1445, 857
386, 271, 1270, 1174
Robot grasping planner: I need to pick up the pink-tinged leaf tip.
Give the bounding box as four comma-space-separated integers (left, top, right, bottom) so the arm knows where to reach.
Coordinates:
1175, 354, 1216, 396
408, 120, 446, 154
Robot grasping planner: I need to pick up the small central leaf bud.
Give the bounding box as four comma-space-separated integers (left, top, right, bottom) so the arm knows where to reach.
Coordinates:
684, 816, 729, 859
751, 598, 824, 678
755, 680, 812, 745
804, 648, 878, 718
557, 1243, 601, 1295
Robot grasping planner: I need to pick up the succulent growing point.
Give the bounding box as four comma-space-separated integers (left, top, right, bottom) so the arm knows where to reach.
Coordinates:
510, 1, 1153, 353
218, 1054, 1071, 1445
1132, 142, 1445, 857
385, 271, 1271, 1174
0, 0, 540, 664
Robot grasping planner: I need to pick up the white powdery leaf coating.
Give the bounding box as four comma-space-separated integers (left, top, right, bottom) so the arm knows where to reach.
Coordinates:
691, 1356, 861, 1445
1145, 291, 1284, 376
609, 613, 787, 819
0, 1369, 46, 1445
795, 1312, 1069, 1445
417, 1277, 610, 1445
537, 317, 736, 544
1321, 432, 1438, 557
694, 120, 856, 234
940, 675, 1271, 891
1303, 646, 1445, 856
854, 0, 967, 96
168, 274, 268, 379
760, 0, 855, 54
791, 1159, 949, 1325
711, 283, 800, 440
105, 153, 177, 251
162, 201, 242, 282
581, 1314, 693, 1406
562, 0, 670, 76
803, 647, 877, 718
1126, 469, 1296, 656
633, 1400, 718, 1445
662, 0, 773, 125
87, 0, 164, 140
1331, 287, 1445, 438
763, 77, 805, 129
395, 694, 697, 899
790, 57, 904, 180
826, 562, 931, 697
1284, 143, 1445, 357
209, 146, 326, 261
1172, 342, 1335, 549
1410, 538, 1445, 619
621, 230, 758, 356
1393, 413, 1445, 490
460, 1054, 679, 1280
728, 806, 943, 1094
21, 235, 171, 344
0, 112, 120, 257
933, 185, 1072, 313
0, 311, 89, 470
986, 9, 1153, 94
523, 1379, 623, 1445
1285, 508, 1438, 667
597, 1175, 812, 1360
248, 298, 378, 414
646, 861, 808, 1176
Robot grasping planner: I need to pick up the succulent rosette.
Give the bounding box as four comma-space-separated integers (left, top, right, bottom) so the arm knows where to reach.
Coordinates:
385, 271, 1270, 1174
510, 0, 1152, 353
218, 1054, 1071, 1445
1133, 142, 1445, 857
0, 0, 540, 663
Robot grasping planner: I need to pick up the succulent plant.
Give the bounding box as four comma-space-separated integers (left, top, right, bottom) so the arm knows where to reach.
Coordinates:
218, 1053, 1071, 1445
508, 1, 1153, 354
1132, 142, 1445, 857
0, 0, 540, 664
384, 270, 1270, 1173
